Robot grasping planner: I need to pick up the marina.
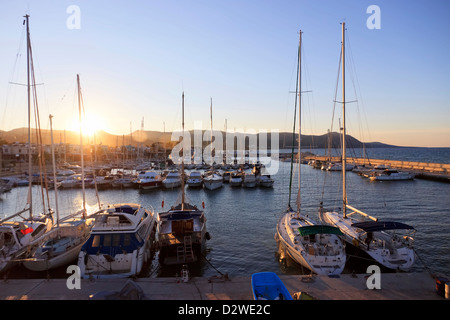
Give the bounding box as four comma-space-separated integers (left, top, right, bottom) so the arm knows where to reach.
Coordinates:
1, 3, 449, 304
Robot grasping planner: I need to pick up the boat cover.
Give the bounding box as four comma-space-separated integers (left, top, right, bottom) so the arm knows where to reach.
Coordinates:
351, 221, 415, 232
297, 225, 344, 236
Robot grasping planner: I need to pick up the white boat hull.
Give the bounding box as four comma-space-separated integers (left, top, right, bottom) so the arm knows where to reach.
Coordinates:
321, 211, 415, 271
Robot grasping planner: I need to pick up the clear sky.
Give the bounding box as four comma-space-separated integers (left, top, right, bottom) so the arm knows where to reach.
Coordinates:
1, 0, 449, 147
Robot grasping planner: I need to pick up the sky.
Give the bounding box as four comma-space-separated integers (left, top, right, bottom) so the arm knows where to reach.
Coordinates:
0, 0, 449, 147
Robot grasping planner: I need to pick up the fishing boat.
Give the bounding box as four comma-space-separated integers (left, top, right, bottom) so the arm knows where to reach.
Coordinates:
186, 171, 202, 188
78, 203, 157, 278
368, 169, 415, 181
157, 93, 210, 266
251, 272, 293, 300
319, 23, 416, 271
276, 30, 346, 276
0, 15, 54, 274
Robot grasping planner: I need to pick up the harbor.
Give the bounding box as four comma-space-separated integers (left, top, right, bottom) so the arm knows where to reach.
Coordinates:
1, 3, 450, 305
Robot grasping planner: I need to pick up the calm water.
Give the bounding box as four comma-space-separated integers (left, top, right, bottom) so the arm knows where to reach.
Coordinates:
1, 147, 449, 279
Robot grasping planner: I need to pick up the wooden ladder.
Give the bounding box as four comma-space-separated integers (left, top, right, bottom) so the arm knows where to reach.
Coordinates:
184, 235, 194, 262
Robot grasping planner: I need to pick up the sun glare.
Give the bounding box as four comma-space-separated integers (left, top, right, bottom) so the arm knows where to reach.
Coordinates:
71, 112, 107, 137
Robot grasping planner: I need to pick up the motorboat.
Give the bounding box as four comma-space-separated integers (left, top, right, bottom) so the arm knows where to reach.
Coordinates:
368, 169, 415, 181
186, 171, 202, 188
242, 173, 257, 188
136, 171, 163, 190
162, 170, 182, 189
258, 174, 274, 188
203, 171, 223, 190
229, 172, 243, 187
78, 203, 157, 279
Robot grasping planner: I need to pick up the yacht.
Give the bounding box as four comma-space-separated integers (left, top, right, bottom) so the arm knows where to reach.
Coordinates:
78, 203, 157, 278
229, 171, 243, 187
136, 171, 163, 190
203, 171, 223, 190
162, 170, 182, 189
243, 173, 257, 188
368, 169, 415, 181
186, 171, 203, 188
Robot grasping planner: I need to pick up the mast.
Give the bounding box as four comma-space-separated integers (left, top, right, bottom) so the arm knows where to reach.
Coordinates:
287, 29, 301, 211
341, 22, 347, 218
296, 30, 302, 215
49, 115, 60, 228
77, 74, 86, 218
181, 92, 185, 210
25, 14, 33, 218
210, 97, 213, 168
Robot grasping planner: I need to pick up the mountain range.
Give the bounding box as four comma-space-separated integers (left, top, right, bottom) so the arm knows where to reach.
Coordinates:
0, 128, 396, 149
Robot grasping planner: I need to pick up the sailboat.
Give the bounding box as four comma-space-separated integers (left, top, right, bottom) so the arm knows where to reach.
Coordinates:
275, 30, 346, 276
319, 23, 416, 271
203, 98, 223, 191
0, 15, 53, 274
23, 76, 94, 272
157, 92, 210, 265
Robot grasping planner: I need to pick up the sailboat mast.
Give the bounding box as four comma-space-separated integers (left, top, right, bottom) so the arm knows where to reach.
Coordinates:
77, 74, 86, 217
49, 115, 60, 228
25, 14, 33, 218
181, 92, 185, 210
341, 22, 347, 218
296, 30, 302, 215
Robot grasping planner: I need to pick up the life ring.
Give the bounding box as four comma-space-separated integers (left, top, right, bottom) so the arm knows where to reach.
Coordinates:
205, 232, 211, 240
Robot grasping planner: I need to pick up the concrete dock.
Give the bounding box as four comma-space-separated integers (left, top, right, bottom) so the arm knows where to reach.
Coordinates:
0, 272, 445, 300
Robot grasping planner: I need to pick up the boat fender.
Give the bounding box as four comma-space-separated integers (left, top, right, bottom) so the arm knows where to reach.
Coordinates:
202, 201, 205, 209
161, 200, 164, 208
205, 232, 211, 240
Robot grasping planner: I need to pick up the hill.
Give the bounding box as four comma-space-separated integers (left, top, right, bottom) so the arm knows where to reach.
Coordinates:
0, 128, 396, 149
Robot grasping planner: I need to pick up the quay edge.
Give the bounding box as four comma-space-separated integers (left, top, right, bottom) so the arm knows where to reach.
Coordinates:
0, 272, 446, 300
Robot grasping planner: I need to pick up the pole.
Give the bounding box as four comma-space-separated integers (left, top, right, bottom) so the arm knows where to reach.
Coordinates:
342, 22, 347, 218
49, 115, 60, 228
77, 74, 86, 217
25, 14, 33, 218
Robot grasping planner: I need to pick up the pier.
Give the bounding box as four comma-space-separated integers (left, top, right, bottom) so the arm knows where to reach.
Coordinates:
304, 155, 450, 182
0, 272, 445, 300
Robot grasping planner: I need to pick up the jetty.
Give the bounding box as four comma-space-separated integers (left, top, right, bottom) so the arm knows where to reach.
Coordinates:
304, 155, 450, 182
0, 272, 446, 300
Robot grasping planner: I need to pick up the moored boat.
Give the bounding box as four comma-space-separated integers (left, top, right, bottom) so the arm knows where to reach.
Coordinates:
78, 203, 157, 279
